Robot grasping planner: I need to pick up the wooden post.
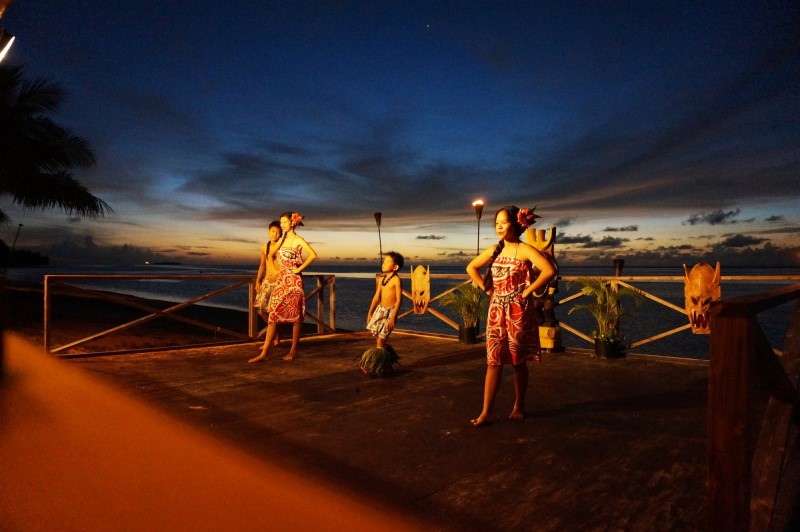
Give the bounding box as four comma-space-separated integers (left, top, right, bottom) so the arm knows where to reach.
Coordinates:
612, 259, 624, 337
248, 278, 258, 340
316, 276, 324, 334
707, 300, 754, 531
329, 276, 336, 331
43, 276, 51, 352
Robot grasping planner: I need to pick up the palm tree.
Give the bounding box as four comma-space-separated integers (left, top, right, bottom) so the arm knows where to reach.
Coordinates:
0, 64, 111, 224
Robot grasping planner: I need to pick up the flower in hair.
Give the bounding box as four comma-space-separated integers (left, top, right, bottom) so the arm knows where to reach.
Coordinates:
291, 212, 304, 227
517, 207, 540, 230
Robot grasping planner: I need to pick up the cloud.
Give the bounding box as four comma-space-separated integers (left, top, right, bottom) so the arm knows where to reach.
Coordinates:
558, 234, 593, 245
718, 234, 768, 248
765, 215, 785, 222
560, 242, 800, 268
582, 236, 629, 248
758, 225, 800, 235
603, 225, 638, 232
684, 209, 742, 226
558, 234, 629, 248
553, 218, 573, 228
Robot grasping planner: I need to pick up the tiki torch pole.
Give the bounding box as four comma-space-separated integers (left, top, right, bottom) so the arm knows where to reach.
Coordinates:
472, 200, 484, 255
374, 212, 383, 263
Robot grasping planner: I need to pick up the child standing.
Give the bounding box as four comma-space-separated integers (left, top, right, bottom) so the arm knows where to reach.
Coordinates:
466, 206, 556, 426
356, 251, 404, 376
253, 220, 283, 344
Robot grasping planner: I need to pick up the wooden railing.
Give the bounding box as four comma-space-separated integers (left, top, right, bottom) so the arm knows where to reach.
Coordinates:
556, 275, 688, 347
707, 284, 800, 531
41, 271, 800, 358
389, 271, 800, 349
43, 273, 335, 356
556, 275, 800, 350
396, 274, 469, 331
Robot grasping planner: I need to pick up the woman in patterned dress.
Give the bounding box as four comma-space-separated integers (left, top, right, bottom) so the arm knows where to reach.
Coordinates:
249, 211, 317, 363
465, 206, 556, 426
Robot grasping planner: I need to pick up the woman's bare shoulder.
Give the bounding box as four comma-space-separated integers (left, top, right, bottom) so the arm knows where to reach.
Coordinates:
292, 234, 310, 246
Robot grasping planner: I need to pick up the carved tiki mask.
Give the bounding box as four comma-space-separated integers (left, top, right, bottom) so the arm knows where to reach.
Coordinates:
524, 226, 556, 253
410, 265, 431, 314
683, 262, 721, 334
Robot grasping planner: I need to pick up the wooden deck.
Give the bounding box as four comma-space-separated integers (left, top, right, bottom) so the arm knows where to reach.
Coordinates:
62, 331, 710, 530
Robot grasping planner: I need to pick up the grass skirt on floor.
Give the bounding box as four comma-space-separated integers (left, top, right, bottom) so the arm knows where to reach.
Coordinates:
354, 345, 399, 377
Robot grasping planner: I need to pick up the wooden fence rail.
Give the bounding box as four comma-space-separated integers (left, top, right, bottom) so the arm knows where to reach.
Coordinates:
43, 274, 335, 357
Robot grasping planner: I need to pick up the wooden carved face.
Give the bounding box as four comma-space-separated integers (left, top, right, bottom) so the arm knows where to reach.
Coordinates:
683, 262, 721, 334
410, 265, 430, 314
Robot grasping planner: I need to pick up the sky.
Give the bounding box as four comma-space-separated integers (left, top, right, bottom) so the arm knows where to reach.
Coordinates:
1, 0, 798, 268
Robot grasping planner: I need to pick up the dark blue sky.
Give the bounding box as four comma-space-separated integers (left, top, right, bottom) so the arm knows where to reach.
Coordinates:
2, 0, 798, 267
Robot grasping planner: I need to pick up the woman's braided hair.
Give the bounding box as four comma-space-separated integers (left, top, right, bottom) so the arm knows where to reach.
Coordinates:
482, 206, 523, 292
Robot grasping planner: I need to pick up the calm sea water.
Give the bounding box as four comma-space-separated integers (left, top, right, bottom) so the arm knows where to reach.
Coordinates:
6, 263, 798, 359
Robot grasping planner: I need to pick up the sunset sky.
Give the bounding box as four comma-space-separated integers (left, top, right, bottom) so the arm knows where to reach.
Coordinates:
2, 1, 798, 268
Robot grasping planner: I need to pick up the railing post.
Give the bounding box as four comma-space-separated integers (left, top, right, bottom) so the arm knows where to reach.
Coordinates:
708, 300, 754, 531
248, 278, 258, 340
612, 259, 624, 338
613, 258, 624, 277
43, 276, 51, 352
316, 276, 324, 334
329, 276, 336, 331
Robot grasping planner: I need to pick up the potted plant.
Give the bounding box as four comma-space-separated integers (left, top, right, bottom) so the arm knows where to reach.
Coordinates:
566, 277, 644, 358
439, 282, 488, 344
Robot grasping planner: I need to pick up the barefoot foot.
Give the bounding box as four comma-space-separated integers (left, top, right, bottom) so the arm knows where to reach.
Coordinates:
508, 408, 524, 420
248, 351, 269, 363
470, 413, 496, 427
282, 352, 297, 361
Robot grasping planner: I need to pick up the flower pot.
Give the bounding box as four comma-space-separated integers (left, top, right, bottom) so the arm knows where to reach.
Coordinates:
594, 338, 625, 359
458, 324, 479, 344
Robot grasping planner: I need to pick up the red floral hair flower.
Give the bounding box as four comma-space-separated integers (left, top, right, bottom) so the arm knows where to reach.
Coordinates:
517, 207, 539, 230
291, 212, 304, 227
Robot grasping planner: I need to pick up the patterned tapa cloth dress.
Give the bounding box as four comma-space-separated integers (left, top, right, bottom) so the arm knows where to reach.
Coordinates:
485, 255, 540, 365
267, 245, 305, 324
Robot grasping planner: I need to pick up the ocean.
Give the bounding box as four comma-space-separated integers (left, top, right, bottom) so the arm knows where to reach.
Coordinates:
6, 263, 798, 359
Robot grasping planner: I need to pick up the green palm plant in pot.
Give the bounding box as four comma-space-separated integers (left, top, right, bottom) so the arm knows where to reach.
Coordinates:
566, 277, 645, 358
439, 282, 489, 343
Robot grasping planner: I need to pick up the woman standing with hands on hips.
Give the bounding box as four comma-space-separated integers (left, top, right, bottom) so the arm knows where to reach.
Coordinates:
249, 211, 317, 363
466, 205, 556, 426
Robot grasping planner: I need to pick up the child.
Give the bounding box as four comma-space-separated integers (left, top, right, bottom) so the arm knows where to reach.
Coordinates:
466, 206, 556, 426
355, 251, 404, 377
253, 221, 283, 345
